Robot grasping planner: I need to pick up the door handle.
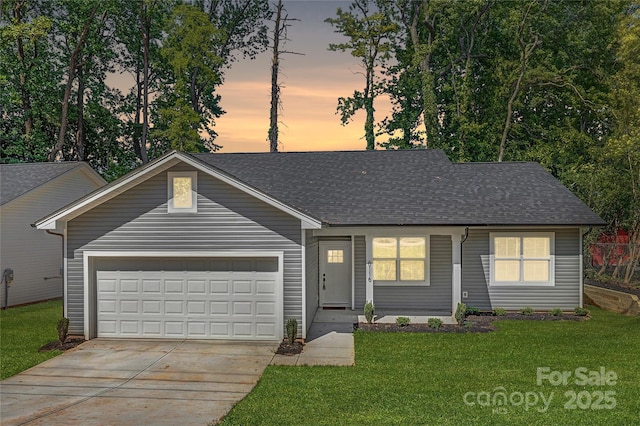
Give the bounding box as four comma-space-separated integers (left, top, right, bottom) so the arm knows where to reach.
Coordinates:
322, 273, 326, 290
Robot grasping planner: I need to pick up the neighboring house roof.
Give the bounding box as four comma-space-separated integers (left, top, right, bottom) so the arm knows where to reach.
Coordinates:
0, 162, 103, 206
193, 150, 605, 226
34, 149, 605, 229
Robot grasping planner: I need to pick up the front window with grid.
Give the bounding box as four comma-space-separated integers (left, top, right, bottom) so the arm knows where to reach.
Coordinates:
372, 237, 426, 283
491, 233, 554, 286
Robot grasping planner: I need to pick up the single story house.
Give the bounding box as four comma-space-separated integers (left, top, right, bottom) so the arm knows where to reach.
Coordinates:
1, 162, 105, 308
35, 150, 604, 341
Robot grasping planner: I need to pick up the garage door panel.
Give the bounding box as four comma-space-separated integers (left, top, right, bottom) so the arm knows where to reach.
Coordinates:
96, 265, 281, 340
210, 280, 230, 294
143, 300, 161, 314
256, 280, 276, 295
187, 300, 207, 315
120, 280, 139, 293
98, 279, 117, 293
142, 280, 161, 293
164, 300, 184, 314
165, 280, 184, 293
232, 280, 252, 294
210, 301, 229, 314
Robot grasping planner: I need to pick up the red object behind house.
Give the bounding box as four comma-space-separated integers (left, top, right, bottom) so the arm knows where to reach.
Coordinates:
589, 229, 630, 267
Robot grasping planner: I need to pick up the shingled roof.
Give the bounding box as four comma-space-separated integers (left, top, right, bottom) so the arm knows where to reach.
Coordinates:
193, 149, 605, 226
0, 162, 85, 206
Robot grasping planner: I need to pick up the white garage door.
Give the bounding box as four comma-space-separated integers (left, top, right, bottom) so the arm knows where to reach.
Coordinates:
96, 264, 282, 340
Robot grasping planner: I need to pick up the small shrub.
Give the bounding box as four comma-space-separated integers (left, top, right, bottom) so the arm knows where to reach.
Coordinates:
574, 307, 590, 317
455, 303, 467, 326
463, 320, 474, 329
364, 301, 375, 324
396, 316, 410, 327
427, 318, 443, 330
57, 317, 69, 344
520, 306, 534, 315
550, 308, 563, 317
465, 306, 480, 316
286, 318, 298, 344
493, 307, 507, 316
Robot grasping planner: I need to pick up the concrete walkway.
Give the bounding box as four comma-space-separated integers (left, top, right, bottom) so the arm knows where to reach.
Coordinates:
0, 339, 277, 426
271, 309, 356, 366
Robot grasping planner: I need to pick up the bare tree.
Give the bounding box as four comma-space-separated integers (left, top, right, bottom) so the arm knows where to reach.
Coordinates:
267, 0, 301, 152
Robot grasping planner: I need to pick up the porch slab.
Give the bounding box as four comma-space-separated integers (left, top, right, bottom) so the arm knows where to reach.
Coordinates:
270, 309, 355, 367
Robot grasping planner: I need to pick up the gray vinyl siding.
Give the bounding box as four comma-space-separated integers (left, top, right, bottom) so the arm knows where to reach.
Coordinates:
354, 235, 366, 309
0, 168, 102, 307
374, 235, 452, 314
66, 164, 302, 336
304, 230, 319, 335
461, 228, 581, 310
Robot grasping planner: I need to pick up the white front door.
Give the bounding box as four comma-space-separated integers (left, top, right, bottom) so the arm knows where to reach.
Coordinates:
319, 241, 352, 307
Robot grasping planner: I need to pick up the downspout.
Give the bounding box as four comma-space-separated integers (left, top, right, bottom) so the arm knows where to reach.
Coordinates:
45, 229, 65, 318
460, 227, 469, 302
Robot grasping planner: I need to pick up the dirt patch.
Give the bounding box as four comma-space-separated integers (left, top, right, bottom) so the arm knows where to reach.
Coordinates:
39, 337, 84, 352
276, 340, 304, 355
357, 313, 589, 334
357, 322, 495, 333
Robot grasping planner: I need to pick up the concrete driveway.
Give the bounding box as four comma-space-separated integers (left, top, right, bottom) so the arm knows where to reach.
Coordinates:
0, 339, 278, 425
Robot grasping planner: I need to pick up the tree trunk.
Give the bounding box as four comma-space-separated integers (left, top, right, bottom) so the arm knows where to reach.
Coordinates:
133, 65, 142, 160
13, 4, 33, 138
140, 2, 150, 163
364, 61, 375, 150
75, 59, 85, 160
268, 0, 283, 152
408, 1, 437, 148
498, 3, 539, 162
48, 5, 100, 162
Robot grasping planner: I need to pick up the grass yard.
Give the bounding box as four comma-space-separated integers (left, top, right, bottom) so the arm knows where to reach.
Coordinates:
0, 300, 63, 380
222, 307, 640, 425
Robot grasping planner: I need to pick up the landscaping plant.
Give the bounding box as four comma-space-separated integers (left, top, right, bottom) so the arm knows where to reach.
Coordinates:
520, 306, 534, 315
550, 308, 563, 317
427, 317, 443, 330
395, 316, 410, 327
364, 301, 375, 324
493, 307, 507, 316
574, 306, 590, 316
286, 318, 297, 344
465, 306, 479, 315
57, 317, 69, 344
454, 303, 467, 325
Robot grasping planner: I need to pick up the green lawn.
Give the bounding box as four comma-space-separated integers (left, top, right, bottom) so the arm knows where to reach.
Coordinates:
222, 307, 640, 425
0, 300, 63, 380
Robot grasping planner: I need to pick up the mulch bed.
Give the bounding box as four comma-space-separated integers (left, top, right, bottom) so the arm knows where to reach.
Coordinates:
585, 278, 640, 298
39, 337, 84, 352
357, 312, 589, 334
276, 340, 304, 355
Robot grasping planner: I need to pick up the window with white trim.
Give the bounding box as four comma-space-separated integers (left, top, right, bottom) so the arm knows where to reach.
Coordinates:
490, 232, 554, 286
167, 171, 197, 213
372, 237, 427, 284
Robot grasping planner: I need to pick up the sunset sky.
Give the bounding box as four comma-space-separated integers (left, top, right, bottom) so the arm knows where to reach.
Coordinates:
215, 0, 392, 153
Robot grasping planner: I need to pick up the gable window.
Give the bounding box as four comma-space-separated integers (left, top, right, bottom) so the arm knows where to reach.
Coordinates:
168, 171, 197, 213
490, 232, 554, 286
372, 237, 427, 284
